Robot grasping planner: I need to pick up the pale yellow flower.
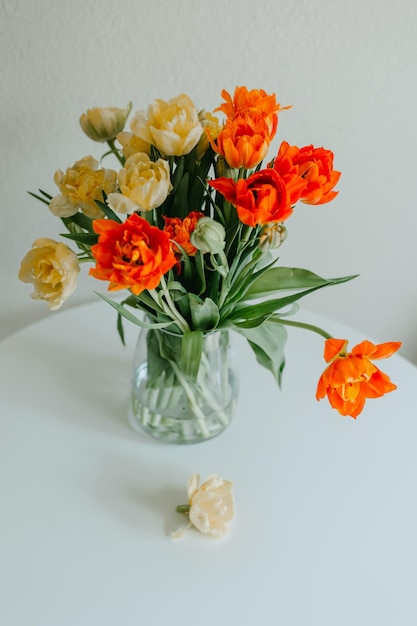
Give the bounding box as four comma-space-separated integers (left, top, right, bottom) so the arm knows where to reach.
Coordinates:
79, 102, 132, 142
195, 110, 222, 160
116, 131, 151, 159
171, 473, 235, 540
49, 156, 117, 219
107, 152, 172, 214
18, 238, 80, 310
130, 94, 203, 157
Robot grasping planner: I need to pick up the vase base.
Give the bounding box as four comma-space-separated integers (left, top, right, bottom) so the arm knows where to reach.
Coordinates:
128, 394, 237, 445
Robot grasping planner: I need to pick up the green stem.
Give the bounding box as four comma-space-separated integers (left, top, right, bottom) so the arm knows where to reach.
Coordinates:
107, 139, 125, 166
176, 504, 190, 514
160, 276, 190, 333
271, 317, 333, 340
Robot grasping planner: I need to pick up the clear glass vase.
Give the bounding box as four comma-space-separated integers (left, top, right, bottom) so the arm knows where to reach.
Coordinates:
128, 326, 239, 444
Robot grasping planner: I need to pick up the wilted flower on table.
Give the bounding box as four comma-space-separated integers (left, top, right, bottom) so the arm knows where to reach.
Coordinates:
130, 93, 203, 157
89, 213, 176, 295
210, 169, 303, 227
107, 152, 172, 214
273, 141, 341, 205
163, 211, 204, 257
171, 473, 235, 540
79, 102, 132, 142
49, 156, 117, 219
190, 216, 226, 254
18, 238, 80, 310
316, 338, 402, 418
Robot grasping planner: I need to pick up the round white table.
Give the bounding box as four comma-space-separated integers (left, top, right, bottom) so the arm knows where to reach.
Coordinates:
1, 301, 416, 626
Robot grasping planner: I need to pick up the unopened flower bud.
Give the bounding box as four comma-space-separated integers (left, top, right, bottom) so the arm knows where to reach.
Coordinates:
214, 156, 235, 179
80, 102, 132, 142
196, 110, 221, 160
190, 217, 225, 254
259, 222, 287, 251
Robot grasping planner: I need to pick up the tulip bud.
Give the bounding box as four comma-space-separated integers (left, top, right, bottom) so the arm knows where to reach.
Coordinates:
79, 102, 132, 142
214, 155, 235, 179
259, 222, 287, 252
190, 217, 225, 254
195, 110, 221, 160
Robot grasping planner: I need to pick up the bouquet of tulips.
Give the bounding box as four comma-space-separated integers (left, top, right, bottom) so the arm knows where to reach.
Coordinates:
19, 86, 401, 429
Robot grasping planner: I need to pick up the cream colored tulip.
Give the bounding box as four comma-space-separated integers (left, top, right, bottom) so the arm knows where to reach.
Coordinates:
171, 473, 235, 540
107, 152, 172, 213
18, 238, 80, 310
49, 156, 117, 219
130, 94, 203, 157
79, 102, 132, 142
116, 131, 151, 159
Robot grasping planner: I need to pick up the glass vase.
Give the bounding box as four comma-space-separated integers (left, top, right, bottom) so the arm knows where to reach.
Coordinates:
128, 326, 239, 444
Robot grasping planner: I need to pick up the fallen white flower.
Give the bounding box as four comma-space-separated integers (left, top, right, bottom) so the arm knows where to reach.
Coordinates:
171, 473, 235, 540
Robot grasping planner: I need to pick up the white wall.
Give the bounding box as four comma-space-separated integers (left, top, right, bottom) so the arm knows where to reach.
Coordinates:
2, 0, 417, 363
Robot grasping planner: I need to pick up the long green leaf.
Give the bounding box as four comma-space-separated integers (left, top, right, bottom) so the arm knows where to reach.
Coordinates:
95, 199, 123, 223
245, 267, 358, 300
61, 232, 98, 245
95, 292, 173, 329
229, 280, 352, 325
62, 212, 94, 232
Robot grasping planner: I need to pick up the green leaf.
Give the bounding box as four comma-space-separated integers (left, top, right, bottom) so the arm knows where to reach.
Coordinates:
117, 312, 126, 346
62, 212, 94, 232
235, 320, 287, 387
229, 279, 354, 325
171, 156, 185, 188
180, 330, 204, 379
95, 199, 123, 223
95, 292, 173, 329
172, 172, 189, 219
194, 250, 206, 295
245, 267, 358, 300
60, 232, 98, 245
166, 280, 187, 295
188, 294, 220, 331
28, 191, 50, 206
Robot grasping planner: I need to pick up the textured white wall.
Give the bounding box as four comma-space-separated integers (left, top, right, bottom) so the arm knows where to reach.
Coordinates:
2, 0, 417, 362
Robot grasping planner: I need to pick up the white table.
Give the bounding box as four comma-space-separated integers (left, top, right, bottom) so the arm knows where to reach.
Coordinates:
1, 301, 416, 626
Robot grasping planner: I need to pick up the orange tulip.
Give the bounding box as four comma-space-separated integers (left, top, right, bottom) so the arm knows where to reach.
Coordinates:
273, 141, 341, 205
210, 169, 298, 227
316, 338, 401, 418
209, 114, 271, 170
215, 86, 290, 140
163, 211, 204, 257
89, 213, 176, 295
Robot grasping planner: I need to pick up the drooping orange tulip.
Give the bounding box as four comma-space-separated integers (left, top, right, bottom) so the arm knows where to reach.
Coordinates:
273, 141, 341, 205
89, 213, 176, 295
316, 338, 401, 418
